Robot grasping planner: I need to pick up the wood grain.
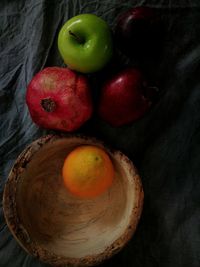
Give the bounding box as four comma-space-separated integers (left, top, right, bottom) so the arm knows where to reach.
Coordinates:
3, 135, 143, 266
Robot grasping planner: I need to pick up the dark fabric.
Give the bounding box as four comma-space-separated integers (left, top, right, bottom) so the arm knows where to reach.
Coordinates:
1, 1, 200, 266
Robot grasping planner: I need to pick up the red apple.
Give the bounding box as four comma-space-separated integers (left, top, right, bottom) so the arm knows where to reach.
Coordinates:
26, 67, 93, 132
114, 7, 163, 59
98, 68, 152, 127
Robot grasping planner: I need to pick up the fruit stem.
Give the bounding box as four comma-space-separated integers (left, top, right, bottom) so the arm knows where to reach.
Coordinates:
41, 98, 56, 112
69, 30, 84, 44
147, 86, 159, 92
143, 86, 159, 103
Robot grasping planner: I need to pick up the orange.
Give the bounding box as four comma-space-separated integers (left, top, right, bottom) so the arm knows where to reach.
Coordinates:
62, 145, 114, 198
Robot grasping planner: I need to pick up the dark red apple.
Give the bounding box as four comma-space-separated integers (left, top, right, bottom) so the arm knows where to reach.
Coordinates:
26, 67, 93, 132
98, 68, 152, 127
114, 6, 163, 59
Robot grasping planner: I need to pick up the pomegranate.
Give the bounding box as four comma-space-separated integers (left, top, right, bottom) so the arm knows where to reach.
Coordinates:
26, 67, 93, 132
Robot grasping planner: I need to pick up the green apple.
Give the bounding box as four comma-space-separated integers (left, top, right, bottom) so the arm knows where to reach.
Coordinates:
58, 14, 113, 73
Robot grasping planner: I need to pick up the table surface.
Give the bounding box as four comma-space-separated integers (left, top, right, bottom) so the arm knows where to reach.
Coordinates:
1, 1, 200, 267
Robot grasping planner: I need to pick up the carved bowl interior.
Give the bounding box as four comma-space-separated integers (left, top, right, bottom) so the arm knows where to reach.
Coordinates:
3, 135, 143, 266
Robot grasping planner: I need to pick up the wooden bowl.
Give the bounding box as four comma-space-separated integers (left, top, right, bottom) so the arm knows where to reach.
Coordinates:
3, 135, 143, 267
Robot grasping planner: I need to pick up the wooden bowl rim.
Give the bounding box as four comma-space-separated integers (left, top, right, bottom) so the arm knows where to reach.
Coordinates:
3, 134, 144, 267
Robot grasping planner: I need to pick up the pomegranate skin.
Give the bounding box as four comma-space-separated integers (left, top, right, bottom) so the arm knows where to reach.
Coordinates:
26, 67, 93, 132
98, 68, 151, 127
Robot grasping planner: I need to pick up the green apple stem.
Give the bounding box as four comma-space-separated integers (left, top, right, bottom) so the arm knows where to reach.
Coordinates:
69, 30, 84, 44
41, 98, 56, 112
